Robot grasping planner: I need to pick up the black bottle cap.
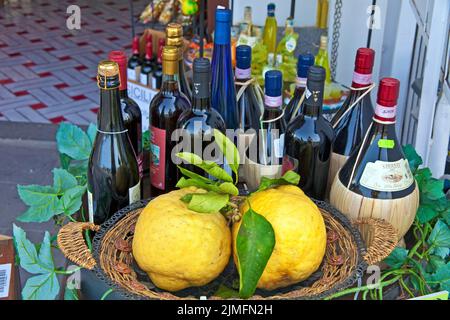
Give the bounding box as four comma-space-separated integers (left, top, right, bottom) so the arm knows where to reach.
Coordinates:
236, 45, 252, 69
307, 65, 326, 82
193, 57, 210, 98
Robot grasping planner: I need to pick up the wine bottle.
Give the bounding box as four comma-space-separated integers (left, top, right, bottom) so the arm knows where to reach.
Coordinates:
330, 78, 419, 239
166, 23, 192, 101
108, 51, 143, 180
149, 46, 191, 197
211, 7, 238, 129
127, 35, 141, 82
327, 48, 375, 194
263, 3, 277, 54
257, 70, 286, 166
140, 34, 154, 87
177, 57, 226, 175
151, 38, 165, 90
235, 45, 261, 131
282, 66, 335, 200
88, 61, 141, 225
315, 35, 332, 84
284, 53, 315, 123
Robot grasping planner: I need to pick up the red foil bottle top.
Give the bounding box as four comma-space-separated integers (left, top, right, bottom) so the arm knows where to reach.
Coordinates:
132, 36, 140, 54
157, 38, 165, 63
374, 77, 400, 123
145, 41, 152, 59
108, 50, 127, 91
354, 48, 375, 74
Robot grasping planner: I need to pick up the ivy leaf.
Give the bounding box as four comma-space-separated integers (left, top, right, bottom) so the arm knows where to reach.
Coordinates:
176, 152, 233, 182
432, 263, 450, 292
59, 153, 72, 170
421, 178, 445, 201
403, 144, 422, 173
17, 185, 58, 207
56, 122, 92, 161
428, 255, 446, 273
53, 168, 78, 193
431, 247, 450, 259
22, 272, 60, 300
417, 205, 440, 224
415, 168, 432, 190
257, 170, 301, 192
218, 182, 239, 196
17, 197, 63, 223
60, 185, 86, 216
384, 247, 408, 269
213, 129, 240, 177
13, 225, 50, 274
236, 207, 275, 298
428, 220, 450, 248
187, 192, 229, 213
443, 207, 450, 225
38, 232, 55, 270
87, 123, 97, 144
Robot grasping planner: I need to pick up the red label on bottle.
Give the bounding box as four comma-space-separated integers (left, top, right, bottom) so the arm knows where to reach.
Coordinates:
150, 126, 166, 190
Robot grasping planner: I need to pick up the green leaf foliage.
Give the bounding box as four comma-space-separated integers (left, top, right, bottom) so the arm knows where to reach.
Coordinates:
56, 122, 92, 161
176, 177, 221, 193
187, 192, 229, 213
214, 284, 239, 299
403, 144, 423, 173
417, 205, 440, 224
384, 247, 408, 269
87, 123, 97, 145
213, 129, 240, 177
22, 272, 60, 300
428, 220, 450, 248
257, 170, 300, 192
431, 263, 450, 292
176, 152, 233, 182
218, 182, 239, 196
236, 207, 275, 298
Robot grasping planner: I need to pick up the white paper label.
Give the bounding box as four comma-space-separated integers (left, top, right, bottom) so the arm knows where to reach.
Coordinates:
286, 38, 297, 52
140, 73, 148, 86
127, 68, 136, 81
127, 81, 158, 132
129, 181, 141, 204
274, 134, 285, 159
0, 263, 12, 299
360, 159, 414, 192
88, 190, 94, 223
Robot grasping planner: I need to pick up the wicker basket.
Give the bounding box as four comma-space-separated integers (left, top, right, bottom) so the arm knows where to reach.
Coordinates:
58, 199, 397, 300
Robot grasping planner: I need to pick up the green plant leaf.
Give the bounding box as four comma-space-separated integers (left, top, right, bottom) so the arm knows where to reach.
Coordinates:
428, 255, 446, 273
417, 205, 440, 224
87, 123, 97, 144
432, 247, 450, 259
56, 122, 92, 161
218, 182, 239, 196
53, 168, 78, 193
64, 286, 79, 300
17, 197, 63, 223
176, 177, 221, 193
415, 168, 432, 190
384, 247, 408, 269
22, 272, 59, 300
421, 178, 445, 201
38, 232, 55, 270
67, 160, 88, 185
214, 284, 239, 299
428, 220, 450, 248
213, 129, 240, 176
177, 166, 211, 184
59, 153, 71, 170
13, 224, 50, 274
236, 207, 275, 298
176, 152, 233, 182
17, 185, 58, 207
403, 144, 422, 173
257, 170, 301, 192
60, 185, 86, 216
432, 263, 450, 292
187, 192, 229, 213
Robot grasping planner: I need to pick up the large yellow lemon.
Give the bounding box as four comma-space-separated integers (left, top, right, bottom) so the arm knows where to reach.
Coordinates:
232, 185, 327, 290
132, 187, 231, 291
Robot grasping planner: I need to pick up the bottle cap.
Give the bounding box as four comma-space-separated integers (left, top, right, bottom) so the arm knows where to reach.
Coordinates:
108, 51, 127, 90
320, 35, 328, 50
297, 53, 315, 78
98, 60, 119, 77
193, 58, 210, 98
355, 48, 375, 74
166, 23, 184, 47
162, 46, 179, 62
193, 57, 210, 74
377, 78, 399, 107
308, 65, 326, 83
236, 45, 252, 69
265, 70, 282, 97
268, 3, 276, 15
215, 8, 232, 45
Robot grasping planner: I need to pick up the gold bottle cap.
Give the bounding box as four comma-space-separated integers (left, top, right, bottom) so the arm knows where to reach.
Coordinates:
166, 23, 183, 38
320, 35, 328, 49
163, 46, 179, 61
97, 60, 119, 77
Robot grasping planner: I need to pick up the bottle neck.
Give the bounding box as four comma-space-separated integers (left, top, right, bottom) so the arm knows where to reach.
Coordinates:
192, 96, 210, 111
351, 70, 373, 89
98, 86, 125, 132
303, 84, 324, 118
236, 66, 252, 80
161, 74, 179, 91
264, 94, 283, 111
373, 102, 396, 125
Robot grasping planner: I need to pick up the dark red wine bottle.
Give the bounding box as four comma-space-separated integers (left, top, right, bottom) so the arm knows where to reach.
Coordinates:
140, 34, 154, 87
284, 53, 315, 124
108, 51, 143, 180
127, 36, 141, 82
151, 38, 164, 90
177, 57, 226, 175
149, 46, 191, 197
327, 48, 375, 194
282, 66, 335, 200
335, 78, 416, 199
88, 61, 141, 224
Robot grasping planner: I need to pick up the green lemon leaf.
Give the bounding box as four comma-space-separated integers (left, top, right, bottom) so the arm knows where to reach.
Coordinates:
432, 263, 450, 292
187, 192, 229, 213
13, 224, 50, 274
176, 152, 204, 165
22, 272, 60, 300
17, 197, 63, 223
218, 182, 239, 196
17, 185, 58, 207
176, 177, 221, 193
60, 185, 86, 216
403, 144, 423, 173
87, 123, 97, 144
176, 152, 233, 182
428, 220, 450, 248
384, 247, 408, 269
257, 170, 300, 191
236, 207, 275, 299
56, 122, 92, 161
213, 129, 240, 176
53, 168, 78, 193
177, 166, 211, 184
180, 194, 194, 203
417, 205, 440, 224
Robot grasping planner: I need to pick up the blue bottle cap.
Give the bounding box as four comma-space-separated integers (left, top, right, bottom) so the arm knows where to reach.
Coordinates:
265, 70, 282, 97
297, 53, 315, 78
215, 8, 232, 45
267, 3, 276, 16
236, 45, 252, 69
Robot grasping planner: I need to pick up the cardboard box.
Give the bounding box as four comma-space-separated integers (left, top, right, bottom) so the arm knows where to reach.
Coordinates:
0, 235, 20, 300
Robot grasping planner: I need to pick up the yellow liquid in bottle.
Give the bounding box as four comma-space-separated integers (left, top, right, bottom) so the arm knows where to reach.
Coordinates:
263, 15, 277, 54
315, 35, 332, 84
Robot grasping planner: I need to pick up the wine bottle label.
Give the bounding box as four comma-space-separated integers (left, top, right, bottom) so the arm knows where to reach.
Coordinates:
140, 73, 148, 86
129, 180, 141, 204
374, 103, 396, 123
353, 72, 372, 85
150, 126, 166, 190
236, 67, 251, 80
360, 159, 414, 192
286, 37, 297, 53
274, 134, 285, 159
127, 68, 136, 81
295, 77, 307, 88
87, 190, 94, 223
264, 95, 282, 107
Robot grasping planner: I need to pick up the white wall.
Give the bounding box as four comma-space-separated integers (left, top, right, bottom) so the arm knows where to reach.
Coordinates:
232, 0, 318, 27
